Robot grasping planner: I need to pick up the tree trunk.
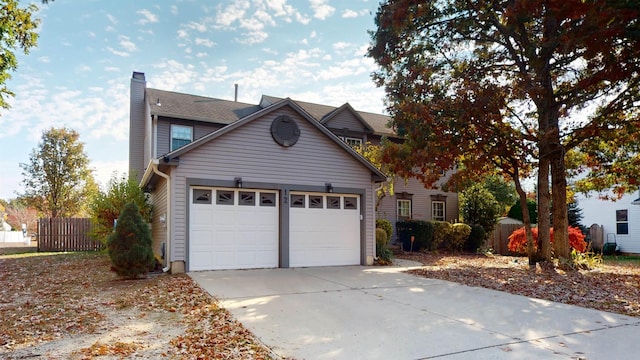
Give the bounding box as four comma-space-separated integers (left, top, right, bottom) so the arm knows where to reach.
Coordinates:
513, 172, 535, 265
537, 156, 551, 262
551, 144, 570, 262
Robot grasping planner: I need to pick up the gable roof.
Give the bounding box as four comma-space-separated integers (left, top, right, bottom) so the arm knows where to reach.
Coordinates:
321, 103, 375, 133
260, 95, 396, 137
147, 88, 262, 124
161, 97, 387, 182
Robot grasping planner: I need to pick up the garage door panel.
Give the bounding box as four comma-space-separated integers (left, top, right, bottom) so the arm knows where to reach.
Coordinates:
189, 188, 279, 271
290, 192, 360, 267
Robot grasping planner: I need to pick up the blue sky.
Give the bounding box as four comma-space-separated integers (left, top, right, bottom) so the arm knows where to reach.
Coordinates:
0, 0, 386, 200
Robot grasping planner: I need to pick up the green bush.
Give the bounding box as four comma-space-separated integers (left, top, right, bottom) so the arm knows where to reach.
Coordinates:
396, 220, 434, 251
461, 183, 501, 236
465, 225, 486, 252
449, 223, 472, 251
376, 218, 393, 240
431, 221, 452, 250
107, 202, 156, 279
89, 173, 152, 244
376, 228, 392, 264
508, 198, 538, 224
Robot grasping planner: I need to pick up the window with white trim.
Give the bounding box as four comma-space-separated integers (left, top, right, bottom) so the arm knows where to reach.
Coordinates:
616, 209, 629, 235
171, 124, 193, 151
339, 136, 362, 147
397, 199, 411, 221
432, 201, 445, 221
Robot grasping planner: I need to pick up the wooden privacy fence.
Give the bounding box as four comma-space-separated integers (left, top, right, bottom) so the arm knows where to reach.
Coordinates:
38, 218, 102, 252
487, 223, 523, 255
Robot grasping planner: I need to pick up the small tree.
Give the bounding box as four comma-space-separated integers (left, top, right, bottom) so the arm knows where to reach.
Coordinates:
90, 173, 152, 244
461, 183, 501, 237
107, 202, 155, 279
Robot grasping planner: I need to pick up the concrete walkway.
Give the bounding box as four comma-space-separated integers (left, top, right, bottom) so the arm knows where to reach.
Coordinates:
190, 263, 640, 359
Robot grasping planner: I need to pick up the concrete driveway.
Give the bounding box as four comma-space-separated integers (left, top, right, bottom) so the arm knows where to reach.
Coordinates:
189, 263, 640, 359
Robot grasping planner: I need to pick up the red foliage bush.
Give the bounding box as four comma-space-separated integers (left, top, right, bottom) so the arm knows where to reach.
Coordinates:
507, 226, 587, 254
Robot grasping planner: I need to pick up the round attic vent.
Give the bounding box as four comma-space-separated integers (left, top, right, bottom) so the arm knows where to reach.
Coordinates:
271, 115, 300, 147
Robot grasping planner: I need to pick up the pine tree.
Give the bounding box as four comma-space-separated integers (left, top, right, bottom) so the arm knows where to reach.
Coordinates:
107, 202, 155, 279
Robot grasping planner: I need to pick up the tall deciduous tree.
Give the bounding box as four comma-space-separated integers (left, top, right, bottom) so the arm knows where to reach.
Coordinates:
19, 128, 96, 218
0, 0, 39, 111
369, 0, 640, 265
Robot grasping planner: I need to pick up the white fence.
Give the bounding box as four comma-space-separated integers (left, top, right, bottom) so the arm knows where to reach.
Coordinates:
0, 231, 29, 244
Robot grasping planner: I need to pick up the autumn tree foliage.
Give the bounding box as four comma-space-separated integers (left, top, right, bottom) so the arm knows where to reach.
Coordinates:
19, 128, 97, 218
107, 202, 155, 279
0, 0, 39, 111
508, 227, 587, 255
89, 173, 152, 243
368, 0, 640, 265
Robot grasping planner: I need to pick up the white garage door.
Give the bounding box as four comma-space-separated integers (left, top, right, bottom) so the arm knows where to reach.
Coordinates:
189, 187, 279, 271
289, 192, 361, 267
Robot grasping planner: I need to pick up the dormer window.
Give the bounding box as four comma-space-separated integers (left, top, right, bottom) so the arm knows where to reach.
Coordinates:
171, 124, 193, 151
339, 136, 362, 147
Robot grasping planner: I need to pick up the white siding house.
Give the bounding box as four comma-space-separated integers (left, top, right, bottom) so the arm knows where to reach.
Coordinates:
577, 191, 640, 254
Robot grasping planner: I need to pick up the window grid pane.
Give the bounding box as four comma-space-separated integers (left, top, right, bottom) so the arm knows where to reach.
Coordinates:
171, 125, 193, 151
397, 200, 411, 218
432, 201, 445, 221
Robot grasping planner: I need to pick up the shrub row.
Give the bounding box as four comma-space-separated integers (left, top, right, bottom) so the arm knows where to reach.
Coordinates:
396, 220, 484, 252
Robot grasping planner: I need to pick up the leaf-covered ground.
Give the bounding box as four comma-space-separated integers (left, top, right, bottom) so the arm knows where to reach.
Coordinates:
0, 252, 277, 359
397, 252, 640, 317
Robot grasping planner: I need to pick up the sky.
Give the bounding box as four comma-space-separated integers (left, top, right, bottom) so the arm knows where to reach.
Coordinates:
0, 0, 387, 200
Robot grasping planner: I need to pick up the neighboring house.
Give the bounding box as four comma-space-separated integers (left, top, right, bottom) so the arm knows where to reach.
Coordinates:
129, 72, 458, 272
577, 191, 640, 254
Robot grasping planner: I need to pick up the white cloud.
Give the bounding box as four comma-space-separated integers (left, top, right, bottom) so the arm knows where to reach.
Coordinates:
137, 9, 159, 25
170, 5, 178, 16
215, 1, 249, 27
187, 21, 208, 32
342, 9, 358, 18
76, 65, 92, 73
309, 0, 335, 20
195, 38, 215, 47
104, 66, 120, 72
38, 56, 50, 63
237, 31, 269, 45
106, 47, 130, 57
333, 42, 351, 50
177, 29, 188, 39
106, 13, 117, 24
119, 35, 137, 52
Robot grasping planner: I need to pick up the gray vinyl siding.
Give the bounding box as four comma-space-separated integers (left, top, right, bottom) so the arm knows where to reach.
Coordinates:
150, 177, 167, 264
170, 107, 376, 262
378, 176, 459, 242
129, 74, 146, 183
156, 118, 225, 157
325, 111, 369, 133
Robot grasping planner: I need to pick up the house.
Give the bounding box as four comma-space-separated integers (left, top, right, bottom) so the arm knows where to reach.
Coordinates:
577, 191, 640, 254
129, 72, 458, 272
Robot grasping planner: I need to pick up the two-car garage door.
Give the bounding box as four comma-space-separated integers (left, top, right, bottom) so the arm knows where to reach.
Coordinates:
189, 187, 361, 271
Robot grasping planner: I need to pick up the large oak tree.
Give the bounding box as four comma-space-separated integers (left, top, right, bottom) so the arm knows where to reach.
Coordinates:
369, 0, 640, 264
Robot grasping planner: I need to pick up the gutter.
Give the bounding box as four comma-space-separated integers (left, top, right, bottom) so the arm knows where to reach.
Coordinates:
149, 159, 172, 273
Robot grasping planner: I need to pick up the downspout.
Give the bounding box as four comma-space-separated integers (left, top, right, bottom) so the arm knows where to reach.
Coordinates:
151, 161, 171, 273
